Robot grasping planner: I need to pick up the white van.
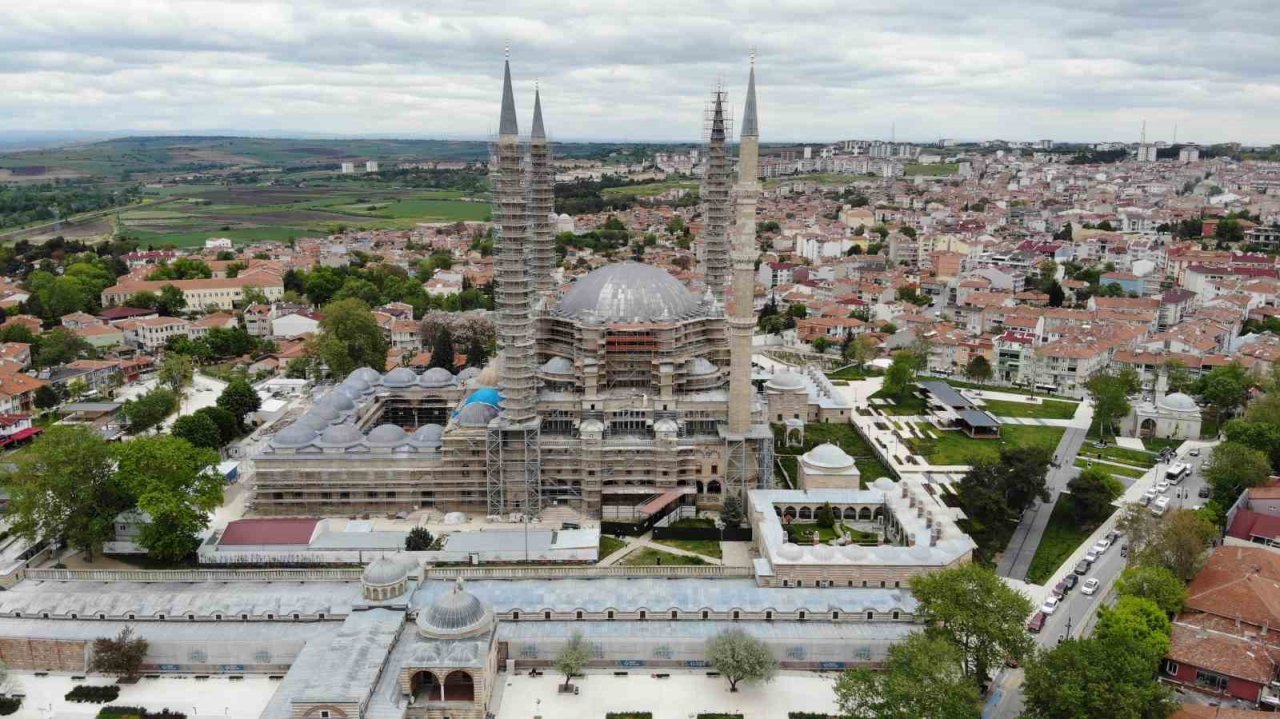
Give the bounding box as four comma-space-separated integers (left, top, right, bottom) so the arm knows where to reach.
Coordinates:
1151, 496, 1171, 516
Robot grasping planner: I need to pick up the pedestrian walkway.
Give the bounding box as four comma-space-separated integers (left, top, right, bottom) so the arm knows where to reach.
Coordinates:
596, 532, 725, 566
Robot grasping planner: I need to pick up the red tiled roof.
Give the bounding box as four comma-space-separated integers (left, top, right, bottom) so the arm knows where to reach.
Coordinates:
218, 518, 319, 546
1228, 509, 1280, 542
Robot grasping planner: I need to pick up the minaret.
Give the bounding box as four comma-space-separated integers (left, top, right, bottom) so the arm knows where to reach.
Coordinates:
493, 56, 537, 425
701, 89, 732, 303
727, 57, 760, 435
527, 85, 556, 300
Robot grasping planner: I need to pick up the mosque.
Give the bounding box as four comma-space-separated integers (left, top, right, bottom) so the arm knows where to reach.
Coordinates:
253, 51, 776, 521
0, 57, 976, 719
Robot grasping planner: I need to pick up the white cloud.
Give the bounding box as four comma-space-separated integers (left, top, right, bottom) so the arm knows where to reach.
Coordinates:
0, 0, 1276, 144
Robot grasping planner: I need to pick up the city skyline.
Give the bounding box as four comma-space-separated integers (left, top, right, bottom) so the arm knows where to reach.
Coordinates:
1, 0, 1278, 145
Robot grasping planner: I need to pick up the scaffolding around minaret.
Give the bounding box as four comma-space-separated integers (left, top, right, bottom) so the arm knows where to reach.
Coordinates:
527, 87, 556, 300
700, 89, 733, 304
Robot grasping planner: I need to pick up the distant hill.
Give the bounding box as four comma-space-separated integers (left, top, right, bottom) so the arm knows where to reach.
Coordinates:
0, 135, 670, 182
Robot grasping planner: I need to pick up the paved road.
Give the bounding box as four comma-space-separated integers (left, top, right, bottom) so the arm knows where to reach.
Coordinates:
985, 444, 1215, 719
996, 425, 1089, 580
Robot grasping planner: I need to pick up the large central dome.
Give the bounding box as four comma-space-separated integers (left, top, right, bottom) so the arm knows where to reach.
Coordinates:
555, 262, 703, 323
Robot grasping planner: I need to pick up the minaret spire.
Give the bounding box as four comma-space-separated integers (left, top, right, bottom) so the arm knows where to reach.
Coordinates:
499, 57, 519, 137
727, 55, 761, 438
531, 84, 546, 140
700, 89, 732, 303
527, 83, 555, 298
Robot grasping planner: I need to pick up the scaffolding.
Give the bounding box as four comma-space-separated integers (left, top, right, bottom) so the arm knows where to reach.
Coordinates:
486, 420, 542, 518
700, 88, 733, 304
527, 88, 556, 300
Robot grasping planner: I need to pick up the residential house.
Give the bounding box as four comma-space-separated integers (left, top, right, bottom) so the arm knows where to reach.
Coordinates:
271, 311, 322, 339
131, 316, 193, 352
0, 370, 47, 413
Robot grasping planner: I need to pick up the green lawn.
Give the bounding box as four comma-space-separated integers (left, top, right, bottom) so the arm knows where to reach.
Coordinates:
776, 455, 798, 488
619, 547, 708, 566
827, 365, 882, 380
912, 425, 1066, 466
601, 180, 699, 197
1079, 444, 1157, 468
904, 163, 960, 176
870, 389, 928, 416
653, 538, 723, 559
771, 422, 893, 484
925, 377, 1046, 398
1026, 497, 1108, 585
599, 535, 627, 559
128, 225, 321, 247
1074, 457, 1145, 479
981, 398, 1078, 420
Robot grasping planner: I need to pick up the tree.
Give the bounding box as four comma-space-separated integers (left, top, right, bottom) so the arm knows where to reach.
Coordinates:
812, 336, 831, 354
1046, 281, 1065, 308
955, 446, 1051, 558
816, 502, 836, 529
157, 353, 195, 396
1201, 361, 1251, 423
554, 631, 593, 690
1204, 441, 1271, 505
155, 284, 186, 316
428, 326, 455, 370
91, 626, 149, 682
881, 350, 918, 399
34, 384, 61, 410
1066, 467, 1123, 523
217, 378, 261, 429
405, 526, 434, 551
120, 387, 178, 434
843, 334, 876, 367
172, 412, 223, 450
114, 436, 222, 562
964, 356, 991, 384
2, 425, 127, 561
1095, 597, 1172, 666
1086, 371, 1132, 441
195, 406, 240, 445
312, 298, 388, 378
125, 291, 159, 310
35, 328, 94, 369
1115, 565, 1188, 615
706, 628, 777, 692
1163, 359, 1194, 394
720, 493, 745, 527
1137, 508, 1216, 582
1022, 634, 1175, 719
834, 632, 981, 719
910, 563, 1034, 689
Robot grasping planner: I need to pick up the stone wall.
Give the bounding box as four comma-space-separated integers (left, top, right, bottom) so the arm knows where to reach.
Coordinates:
0, 636, 88, 671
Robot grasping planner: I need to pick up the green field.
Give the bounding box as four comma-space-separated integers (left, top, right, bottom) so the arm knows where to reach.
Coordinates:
653, 538, 723, 559
1026, 497, 1108, 585
1074, 457, 1145, 479
903, 163, 960, 176
599, 535, 627, 559
981, 397, 1078, 420
870, 389, 928, 416
601, 180, 699, 197
911, 425, 1065, 466
1079, 444, 1157, 468
619, 547, 708, 566
771, 421, 893, 484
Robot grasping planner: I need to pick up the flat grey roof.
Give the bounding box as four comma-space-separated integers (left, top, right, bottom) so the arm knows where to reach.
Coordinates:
0, 580, 364, 619
957, 409, 1001, 428
918, 381, 973, 409
496, 619, 917, 643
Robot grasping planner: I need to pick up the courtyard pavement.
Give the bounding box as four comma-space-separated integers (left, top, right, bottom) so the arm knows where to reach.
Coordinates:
7, 672, 278, 718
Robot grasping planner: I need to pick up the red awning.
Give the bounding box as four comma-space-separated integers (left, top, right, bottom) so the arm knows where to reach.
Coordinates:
0, 426, 42, 445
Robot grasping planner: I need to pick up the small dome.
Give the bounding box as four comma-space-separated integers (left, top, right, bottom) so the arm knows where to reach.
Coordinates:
271, 423, 317, 448
456, 367, 481, 382
687, 357, 717, 376
317, 423, 363, 448
810, 544, 836, 561
803, 443, 854, 469
295, 413, 331, 431
337, 384, 366, 401
310, 404, 340, 422
417, 579, 493, 639
777, 543, 804, 561
366, 424, 409, 447
456, 402, 499, 427
872, 477, 896, 492
383, 367, 419, 388
1159, 392, 1199, 413
420, 367, 456, 387
841, 544, 868, 560
555, 262, 702, 323
318, 391, 355, 412
349, 367, 382, 384
766, 371, 806, 391
363, 556, 410, 587
908, 543, 934, 561
411, 424, 445, 448
654, 418, 679, 433
540, 357, 574, 375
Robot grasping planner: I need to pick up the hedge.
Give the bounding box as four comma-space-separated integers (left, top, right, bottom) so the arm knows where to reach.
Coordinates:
65, 685, 121, 703
697, 715, 745, 719
0, 696, 20, 716
788, 714, 839, 719
98, 707, 188, 719
605, 714, 654, 719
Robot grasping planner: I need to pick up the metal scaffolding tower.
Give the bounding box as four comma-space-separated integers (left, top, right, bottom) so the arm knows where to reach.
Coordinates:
700, 89, 733, 304
527, 87, 557, 301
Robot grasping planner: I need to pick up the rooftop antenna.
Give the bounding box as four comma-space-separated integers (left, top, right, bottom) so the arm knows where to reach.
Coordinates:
504, 40, 510, 60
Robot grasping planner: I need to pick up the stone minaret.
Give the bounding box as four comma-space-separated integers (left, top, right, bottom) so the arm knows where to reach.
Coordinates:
527, 86, 556, 300
493, 58, 537, 425
728, 59, 760, 435
701, 90, 732, 303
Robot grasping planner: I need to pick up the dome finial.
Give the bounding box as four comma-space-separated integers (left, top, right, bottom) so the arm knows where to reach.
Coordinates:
455, 576, 465, 592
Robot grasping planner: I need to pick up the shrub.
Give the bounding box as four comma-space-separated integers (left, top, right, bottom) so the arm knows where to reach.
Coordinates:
697, 715, 745, 718
0, 696, 21, 716
605, 714, 654, 719
65, 685, 121, 703
788, 714, 838, 719
97, 707, 187, 719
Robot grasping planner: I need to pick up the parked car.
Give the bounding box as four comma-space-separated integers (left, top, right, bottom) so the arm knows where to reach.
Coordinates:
1063, 574, 1079, 590
1052, 580, 1070, 599
1156, 480, 1171, 494
1094, 538, 1112, 553
1141, 489, 1157, 506
1081, 578, 1100, 595
1084, 548, 1100, 563
1074, 559, 1092, 576
1189, 448, 1201, 457
1027, 611, 1047, 633
1041, 597, 1060, 615
1199, 486, 1211, 498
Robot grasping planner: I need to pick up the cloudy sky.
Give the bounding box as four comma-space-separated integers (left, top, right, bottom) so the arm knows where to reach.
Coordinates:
2, 0, 1278, 145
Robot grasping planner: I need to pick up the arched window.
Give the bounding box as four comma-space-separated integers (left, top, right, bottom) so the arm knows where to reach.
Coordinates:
443, 671, 474, 702
843, 507, 857, 520
706, 480, 722, 494
859, 507, 872, 520
798, 506, 813, 520
411, 671, 442, 702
